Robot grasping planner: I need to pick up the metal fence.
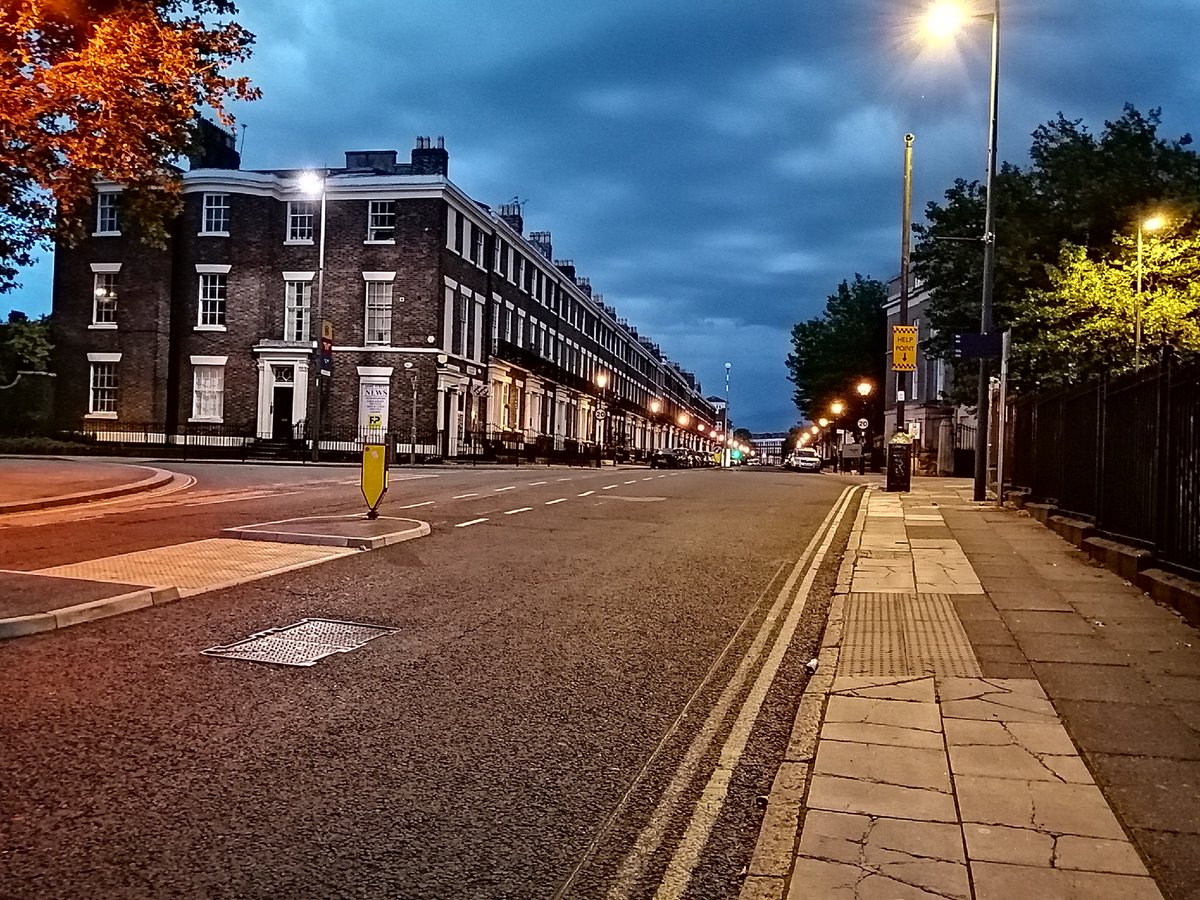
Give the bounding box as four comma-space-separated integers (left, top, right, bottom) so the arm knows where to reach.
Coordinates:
1009, 355, 1200, 577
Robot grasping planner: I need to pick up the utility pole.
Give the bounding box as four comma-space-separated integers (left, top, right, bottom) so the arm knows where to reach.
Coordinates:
897, 133, 914, 435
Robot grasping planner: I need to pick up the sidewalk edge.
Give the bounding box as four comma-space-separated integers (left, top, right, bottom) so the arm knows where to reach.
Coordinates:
0, 467, 175, 514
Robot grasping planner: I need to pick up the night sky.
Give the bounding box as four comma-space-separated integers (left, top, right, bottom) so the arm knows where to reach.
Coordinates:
5, 0, 1198, 430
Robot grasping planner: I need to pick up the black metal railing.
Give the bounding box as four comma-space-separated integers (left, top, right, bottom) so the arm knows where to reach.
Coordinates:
1009, 354, 1200, 577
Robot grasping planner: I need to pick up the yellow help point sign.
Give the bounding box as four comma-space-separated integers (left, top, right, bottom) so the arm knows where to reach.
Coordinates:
361, 444, 388, 516
892, 325, 918, 372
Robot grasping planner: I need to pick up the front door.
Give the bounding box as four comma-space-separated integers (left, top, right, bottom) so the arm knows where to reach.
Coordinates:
272, 385, 294, 439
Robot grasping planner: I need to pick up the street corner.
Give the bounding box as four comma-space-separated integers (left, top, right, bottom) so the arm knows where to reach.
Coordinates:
222, 514, 431, 550
0, 457, 181, 513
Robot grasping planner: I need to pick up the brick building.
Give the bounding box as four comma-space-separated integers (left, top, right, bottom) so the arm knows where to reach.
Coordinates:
52, 128, 722, 462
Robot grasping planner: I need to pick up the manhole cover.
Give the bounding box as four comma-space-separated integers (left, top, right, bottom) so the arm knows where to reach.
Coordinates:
202, 618, 398, 667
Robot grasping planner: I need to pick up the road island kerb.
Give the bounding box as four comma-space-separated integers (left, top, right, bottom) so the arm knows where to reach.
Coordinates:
741, 478, 1193, 900
0, 457, 176, 514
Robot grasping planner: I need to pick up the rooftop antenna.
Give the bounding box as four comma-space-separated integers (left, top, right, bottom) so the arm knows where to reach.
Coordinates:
238, 123, 247, 156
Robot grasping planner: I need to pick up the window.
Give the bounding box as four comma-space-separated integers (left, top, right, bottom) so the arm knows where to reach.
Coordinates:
95, 193, 118, 234
89, 362, 118, 414
92, 272, 118, 325
202, 193, 229, 234
365, 282, 393, 344
500, 243, 510, 281
368, 200, 395, 241
287, 201, 315, 242
192, 364, 225, 421
454, 211, 464, 254
285, 281, 311, 341
198, 273, 227, 327
455, 293, 468, 356
473, 228, 485, 267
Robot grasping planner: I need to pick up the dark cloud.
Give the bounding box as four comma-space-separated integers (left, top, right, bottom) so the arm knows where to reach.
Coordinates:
7, 0, 1199, 429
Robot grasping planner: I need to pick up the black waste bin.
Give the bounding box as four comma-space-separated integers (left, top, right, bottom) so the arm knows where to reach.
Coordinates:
885, 441, 912, 493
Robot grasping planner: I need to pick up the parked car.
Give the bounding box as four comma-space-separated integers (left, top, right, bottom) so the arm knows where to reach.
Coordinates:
650, 447, 692, 469
785, 448, 823, 472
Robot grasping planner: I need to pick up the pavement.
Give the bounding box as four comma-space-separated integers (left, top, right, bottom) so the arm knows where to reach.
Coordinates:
0, 457, 428, 638
743, 479, 1200, 900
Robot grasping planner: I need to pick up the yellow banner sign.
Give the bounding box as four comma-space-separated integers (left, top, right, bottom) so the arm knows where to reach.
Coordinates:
892, 325, 918, 372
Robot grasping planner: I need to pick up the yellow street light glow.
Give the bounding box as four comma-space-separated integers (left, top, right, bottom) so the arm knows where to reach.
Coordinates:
678, 413, 690, 426
811, 425, 820, 435
650, 399, 662, 414
831, 401, 845, 416
857, 380, 873, 397
1143, 215, 1165, 232
924, 1, 969, 39
595, 371, 609, 389
818, 417, 829, 428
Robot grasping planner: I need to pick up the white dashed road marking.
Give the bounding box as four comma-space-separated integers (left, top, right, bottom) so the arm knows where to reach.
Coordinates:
603, 485, 619, 491
557, 477, 573, 482
529, 481, 547, 486
624, 480, 637, 485
396, 501, 435, 509
578, 491, 595, 497
504, 507, 532, 515
545, 498, 567, 505
452, 493, 478, 499
455, 518, 488, 528
494, 486, 516, 493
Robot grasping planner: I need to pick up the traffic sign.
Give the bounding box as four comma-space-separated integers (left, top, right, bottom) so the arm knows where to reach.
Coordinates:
952, 331, 1003, 360
857, 418, 869, 430
361, 443, 388, 519
319, 320, 334, 376
892, 325, 917, 372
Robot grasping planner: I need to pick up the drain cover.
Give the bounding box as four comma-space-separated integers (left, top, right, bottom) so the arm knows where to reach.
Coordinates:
202, 618, 398, 667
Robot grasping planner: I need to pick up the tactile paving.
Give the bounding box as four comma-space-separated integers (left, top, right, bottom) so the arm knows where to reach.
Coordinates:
839, 592, 981, 677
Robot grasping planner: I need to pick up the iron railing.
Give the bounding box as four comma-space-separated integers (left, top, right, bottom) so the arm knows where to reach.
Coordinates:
1009, 355, 1200, 577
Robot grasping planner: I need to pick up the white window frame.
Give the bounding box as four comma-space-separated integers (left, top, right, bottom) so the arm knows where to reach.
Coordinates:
189, 356, 228, 423
284, 280, 312, 342
367, 200, 395, 242
86, 353, 121, 418
196, 264, 231, 330
88, 263, 121, 329
473, 228, 485, 269
201, 193, 230, 235
94, 193, 119, 235
286, 200, 315, 243
363, 273, 396, 345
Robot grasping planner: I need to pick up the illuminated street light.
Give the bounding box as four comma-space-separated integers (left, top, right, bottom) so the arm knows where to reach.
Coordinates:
1135, 215, 1165, 367
924, 1, 969, 39
811, 425, 820, 436
299, 170, 328, 462
830, 401, 845, 416
818, 418, 829, 428
857, 380, 873, 397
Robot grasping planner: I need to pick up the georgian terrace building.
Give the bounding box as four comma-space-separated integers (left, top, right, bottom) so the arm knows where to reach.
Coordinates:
52, 131, 722, 462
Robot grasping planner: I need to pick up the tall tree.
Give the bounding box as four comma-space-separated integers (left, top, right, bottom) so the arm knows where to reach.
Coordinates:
785, 275, 887, 422
0, 310, 52, 379
0, 0, 258, 293
913, 105, 1200, 395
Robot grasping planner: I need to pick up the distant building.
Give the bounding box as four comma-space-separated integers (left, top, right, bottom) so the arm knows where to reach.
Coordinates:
51, 129, 721, 461
882, 274, 976, 475
751, 432, 787, 464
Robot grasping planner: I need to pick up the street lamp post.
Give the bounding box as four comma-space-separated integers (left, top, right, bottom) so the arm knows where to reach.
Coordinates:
299, 171, 329, 463
595, 371, 608, 467
722, 361, 731, 467
1135, 215, 1164, 367
925, 0, 1001, 502
403, 361, 417, 465
857, 379, 874, 473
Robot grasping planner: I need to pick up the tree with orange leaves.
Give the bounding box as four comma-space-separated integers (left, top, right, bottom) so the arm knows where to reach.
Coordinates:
0, 0, 258, 292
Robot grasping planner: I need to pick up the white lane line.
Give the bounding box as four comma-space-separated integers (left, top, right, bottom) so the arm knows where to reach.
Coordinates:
557, 477, 573, 482
648, 486, 862, 900
455, 518, 488, 528
657, 474, 667, 478
578, 490, 595, 497
452, 492, 478, 499
396, 501, 435, 509
598, 486, 861, 899
504, 507, 532, 515
545, 498, 567, 505
624, 480, 637, 485
603, 485, 618, 491
494, 486, 516, 493
529, 480, 548, 486
642, 477, 654, 482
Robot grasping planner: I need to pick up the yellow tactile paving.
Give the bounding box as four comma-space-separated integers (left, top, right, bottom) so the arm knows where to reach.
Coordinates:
35, 538, 357, 596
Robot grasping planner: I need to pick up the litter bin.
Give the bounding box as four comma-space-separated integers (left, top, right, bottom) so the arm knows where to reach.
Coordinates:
885, 433, 913, 493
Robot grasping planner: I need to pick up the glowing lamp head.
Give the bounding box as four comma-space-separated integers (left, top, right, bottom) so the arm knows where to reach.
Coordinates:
924, 1, 969, 40
831, 401, 845, 416
1143, 215, 1165, 233
857, 380, 873, 397
596, 371, 609, 389
297, 171, 324, 197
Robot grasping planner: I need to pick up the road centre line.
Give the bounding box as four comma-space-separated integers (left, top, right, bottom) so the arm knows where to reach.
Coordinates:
624, 480, 637, 484
494, 486, 516, 492
595, 485, 861, 899
603, 485, 618, 490
529, 480, 548, 485
642, 477, 654, 481
452, 493, 478, 499
557, 477, 573, 482
454, 518, 488, 528
395, 500, 435, 509
650, 485, 862, 899
545, 498, 567, 505
578, 491, 595, 497
504, 507, 532, 515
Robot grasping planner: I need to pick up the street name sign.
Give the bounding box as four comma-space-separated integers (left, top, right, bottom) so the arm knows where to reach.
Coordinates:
892, 325, 917, 372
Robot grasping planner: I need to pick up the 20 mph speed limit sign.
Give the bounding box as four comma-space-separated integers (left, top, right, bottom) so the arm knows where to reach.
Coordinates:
857, 418, 869, 430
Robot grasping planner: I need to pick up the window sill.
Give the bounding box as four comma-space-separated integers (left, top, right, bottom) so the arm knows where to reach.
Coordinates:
364, 239, 396, 245
284, 239, 314, 246
194, 325, 228, 332
85, 412, 118, 420
198, 231, 230, 238
91, 231, 122, 238
88, 323, 118, 330
188, 416, 224, 424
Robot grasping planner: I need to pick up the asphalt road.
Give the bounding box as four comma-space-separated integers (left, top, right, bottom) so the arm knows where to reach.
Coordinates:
0, 462, 862, 899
